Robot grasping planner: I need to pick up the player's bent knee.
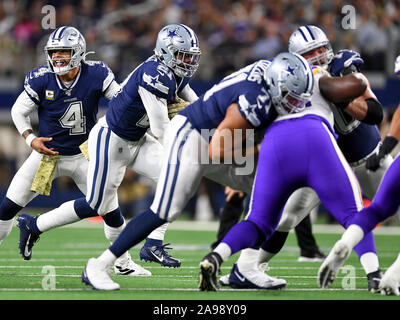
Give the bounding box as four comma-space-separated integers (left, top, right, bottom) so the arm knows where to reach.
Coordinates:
103, 208, 124, 228
74, 198, 99, 219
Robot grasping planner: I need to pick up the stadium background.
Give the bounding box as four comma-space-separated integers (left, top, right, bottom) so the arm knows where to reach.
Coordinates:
1, 0, 400, 225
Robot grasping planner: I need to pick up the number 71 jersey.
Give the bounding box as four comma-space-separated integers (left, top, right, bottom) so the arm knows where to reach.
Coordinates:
180, 59, 274, 132
23, 61, 114, 155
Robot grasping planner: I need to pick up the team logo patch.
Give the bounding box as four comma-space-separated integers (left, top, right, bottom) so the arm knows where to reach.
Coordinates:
45, 90, 54, 100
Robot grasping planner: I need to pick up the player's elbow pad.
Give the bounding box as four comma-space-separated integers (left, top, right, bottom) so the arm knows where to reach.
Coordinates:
363, 98, 383, 125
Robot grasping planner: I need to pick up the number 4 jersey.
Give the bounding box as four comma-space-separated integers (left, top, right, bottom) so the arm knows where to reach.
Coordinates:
23, 60, 115, 155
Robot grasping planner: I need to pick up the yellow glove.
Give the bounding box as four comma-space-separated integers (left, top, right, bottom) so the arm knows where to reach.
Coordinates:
79, 140, 89, 161
30, 154, 58, 196
167, 96, 190, 119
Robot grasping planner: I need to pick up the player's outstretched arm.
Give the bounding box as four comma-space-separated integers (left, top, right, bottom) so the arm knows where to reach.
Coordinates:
319, 73, 367, 104
342, 76, 383, 125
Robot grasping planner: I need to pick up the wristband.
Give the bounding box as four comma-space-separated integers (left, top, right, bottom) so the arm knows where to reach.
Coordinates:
25, 133, 36, 147
363, 98, 383, 125
380, 136, 398, 156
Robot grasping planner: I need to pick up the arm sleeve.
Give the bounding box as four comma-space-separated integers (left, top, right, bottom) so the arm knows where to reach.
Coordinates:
11, 90, 38, 135
138, 85, 170, 142
178, 84, 198, 103
103, 80, 121, 100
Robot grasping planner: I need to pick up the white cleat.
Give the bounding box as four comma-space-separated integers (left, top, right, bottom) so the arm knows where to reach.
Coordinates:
114, 252, 151, 276
318, 240, 350, 288
220, 263, 286, 290
379, 265, 400, 296
82, 258, 120, 291
219, 274, 230, 286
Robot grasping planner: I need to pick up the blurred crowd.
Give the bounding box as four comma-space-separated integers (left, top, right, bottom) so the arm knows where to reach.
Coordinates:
1, 0, 400, 84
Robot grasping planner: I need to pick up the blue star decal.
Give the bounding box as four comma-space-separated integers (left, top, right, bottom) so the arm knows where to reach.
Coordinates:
167, 29, 178, 38
287, 66, 295, 75
149, 75, 159, 85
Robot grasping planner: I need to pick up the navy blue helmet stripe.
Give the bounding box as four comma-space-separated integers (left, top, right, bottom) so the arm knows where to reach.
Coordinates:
298, 28, 308, 42
58, 26, 68, 39
305, 26, 315, 40
179, 24, 198, 47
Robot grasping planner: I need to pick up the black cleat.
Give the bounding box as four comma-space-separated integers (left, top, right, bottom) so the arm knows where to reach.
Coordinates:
367, 269, 383, 293
198, 252, 223, 291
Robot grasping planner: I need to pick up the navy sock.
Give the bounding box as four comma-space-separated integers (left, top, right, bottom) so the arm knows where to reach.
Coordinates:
144, 238, 163, 247
103, 207, 124, 228
0, 197, 23, 220
109, 209, 166, 257
74, 198, 98, 219
261, 231, 289, 254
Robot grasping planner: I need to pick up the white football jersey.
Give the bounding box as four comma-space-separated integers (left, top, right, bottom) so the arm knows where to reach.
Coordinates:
275, 66, 334, 128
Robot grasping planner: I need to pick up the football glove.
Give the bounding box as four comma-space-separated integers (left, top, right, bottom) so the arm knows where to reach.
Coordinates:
366, 136, 398, 171
329, 49, 364, 77
167, 96, 190, 119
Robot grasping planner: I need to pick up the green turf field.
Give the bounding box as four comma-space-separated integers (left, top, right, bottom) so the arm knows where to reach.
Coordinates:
0, 218, 399, 301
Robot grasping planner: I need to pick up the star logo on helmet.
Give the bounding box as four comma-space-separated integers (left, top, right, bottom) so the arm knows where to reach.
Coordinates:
287, 66, 295, 75
167, 29, 178, 38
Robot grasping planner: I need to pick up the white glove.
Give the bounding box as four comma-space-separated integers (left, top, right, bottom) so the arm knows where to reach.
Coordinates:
394, 55, 400, 75
379, 253, 400, 296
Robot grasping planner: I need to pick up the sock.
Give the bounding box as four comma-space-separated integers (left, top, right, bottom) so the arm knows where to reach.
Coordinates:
36, 200, 81, 232
108, 209, 166, 258
219, 220, 264, 256
360, 252, 380, 274
144, 238, 163, 247
97, 249, 118, 268
0, 197, 23, 220
146, 222, 168, 242
258, 248, 277, 264
102, 207, 124, 227
261, 231, 289, 254
341, 224, 365, 250
104, 220, 126, 243
236, 248, 259, 271
213, 242, 232, 261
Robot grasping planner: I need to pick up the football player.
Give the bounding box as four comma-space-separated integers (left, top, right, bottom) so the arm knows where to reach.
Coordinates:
198, 44, 375, 291
15, 24, 200, 271
318, 54, 400, 295
80, 50, 290, 290
218, 25, 386, 292
0, 26, 152, 276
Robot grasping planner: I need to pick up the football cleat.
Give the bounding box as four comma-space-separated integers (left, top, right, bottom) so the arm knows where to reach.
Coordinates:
318, 240, 351, 288
17, 214, 40, 260
114, 252, 151, 276
298, 250, 326, 262
219, 274, 230, 286
82, 258, 120, 290
198, 252, 222, 291
140, 243, 181, 268
367, 269, 383, 293
219, 263, 287, 290
379, 259, 400, 296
